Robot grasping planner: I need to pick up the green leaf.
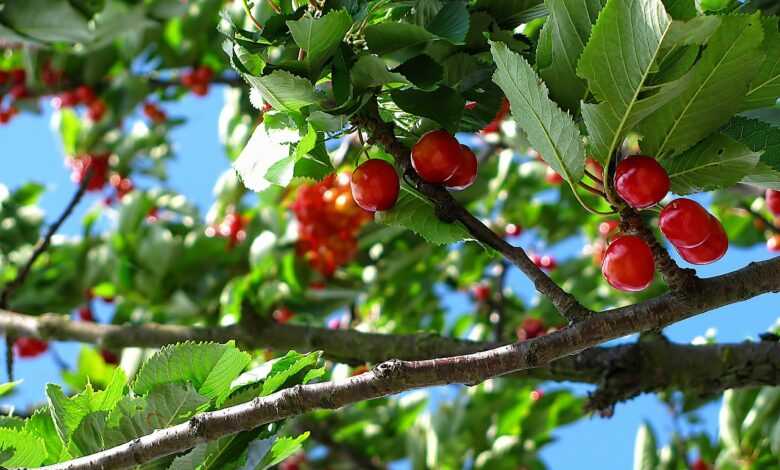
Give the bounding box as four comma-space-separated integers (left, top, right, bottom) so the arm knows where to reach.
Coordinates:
46, 368, 127, 443
536, 0, 606, 111
233, 121, 302, 192
133, 342, 250, 402
722, 116, 780, 172
491, 41, 585, 183
576, 0, 672, 163
390, 86, 465, 132
255, 433, 309, 470
426, 1, 469, 44
265, 124, 319, 187
365, 22, 435, 56
633, 422, 658, 470
375, 188, 471, 245
662, 16, 722, 47
662, 133, 760, 195
0, 0, 91, 43
245, 70, 319, 112
350, 55, 409, 90
286, 10, 352, 80
661, 0, 695, 19
58, 109, 82, 156
638, 15, 766, 158
0, 380, 21, 397
393, 54, 443, 90
0, 427, 47, 468
745, 17, 780, 110
24, 408, 69, 465
261, 351, 323, 396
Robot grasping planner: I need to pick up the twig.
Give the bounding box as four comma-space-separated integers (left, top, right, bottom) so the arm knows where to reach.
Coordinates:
578, 181, 607, 198
241, 0, 264, 30
740, 203, 780, 235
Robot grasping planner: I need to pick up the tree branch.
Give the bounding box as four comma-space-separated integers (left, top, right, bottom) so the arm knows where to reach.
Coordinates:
351, 100, 592, 324
36, 254, 780, 470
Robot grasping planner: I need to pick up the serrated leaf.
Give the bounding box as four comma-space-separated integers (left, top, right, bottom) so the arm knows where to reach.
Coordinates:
577, 0, 672, 163
491, 41, 585, 183
390, 86, 465, 132
245, 70, 319, 112
0, 427, 47, 468
365, 22, 435, 55
638, 15, 765, 158
24, 408, 69, 464
745, 16, 780, 110
633, 423, 658, 470
133, 342, 250, 403
536, 0, 606, 111
722, 116, 780, 172
662, 133, 759, 194
426, 1, 469, 43
0, 0, 91, 43
662, 16, 721, 47
286, 10, 352, 80
262, 351, 323, 396
375, 188, 471, 244
265, 124, 319, 187
350, 55, 409, 90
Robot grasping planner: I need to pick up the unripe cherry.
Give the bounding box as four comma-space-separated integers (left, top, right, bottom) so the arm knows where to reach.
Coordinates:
350, 159, 399, 212
766, 190, 780, 217
445, 145, 478, 190
614, 156, 670, 208
411, 130, 462, 183
602, 235, 655, 292
659, 198, 712, 248
677, 216, 728, 265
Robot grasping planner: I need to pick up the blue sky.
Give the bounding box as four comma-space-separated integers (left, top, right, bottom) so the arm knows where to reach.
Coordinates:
2, 85, 778, 468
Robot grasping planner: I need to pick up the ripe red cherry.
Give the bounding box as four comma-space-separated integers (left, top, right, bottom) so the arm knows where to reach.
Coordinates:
677, 216, 728, 265
767, 234, 780, 252
9, 84, 28, 99
470, 283, 491, 301
659, 198, 712, 248
690, 458, 711, 470
350, 159, 399, 212
505, 223, 522, 237
521, 317, 545, 339
273, 307, 295, 324
69, 153, 110, 191
100, 349, 120, 365
446, 145, 478, 190
75, 85, 96, 104
614, 156, 670, 209
766, 190, 780, 217
87, 99, 107, 121
14, 337, 48, 358
602, 235, 655, 292
78, 306, 94, 322
411, 130, 462, 183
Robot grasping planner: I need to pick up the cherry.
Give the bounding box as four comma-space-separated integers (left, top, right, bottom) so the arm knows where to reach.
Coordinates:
767, 234, 780, 252
586, 158, 604, 182
659, 198, 712, 248
677, 216, 728, 265
464, 101, 477, 110
55, 91, 79, 108
471, 283, 491, 301
411, 130, 463, 183
100, 349, 120, 365
143, 102, 167, 124
690, 458, 711, 470
9, 84, 28, 100
530, 254, 556, 270
446, 145, 478, 190
0, 70, 7, 84
75, 85, 96, 104
194, 66, 213, 84
602, 235, 655, 292
10, 68, 25, 84
69, 153, 110, 191
598, 220, 619, 238
350, 159, 399, 212
273, 307, 295, 324
505, 223, 522, 237
87, 99, 107, 121
481, 97, 510, 134
14, 337, 48, 358
110, 174, 134, 199
614, 156, 670, 209
521, 317, 545, 339
191, 83, 209, 96
0, 109, 10, 125
218, 211, 247, 248
78, 306, 94, 322
545, 167, 563, 185
530, 389, 544, 401
766, 190, 780, 217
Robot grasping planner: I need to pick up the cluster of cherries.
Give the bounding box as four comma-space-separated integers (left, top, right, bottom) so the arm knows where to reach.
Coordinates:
292, 173, 372, 276
180, 66, 214, 96
205, 208, 248, 249
143, 102, 167, 124
601, 156, 728, 292
350, 129, 478, 213
0, 68, 27, 124
66, 153, 135, 204
52, 84, 107, 122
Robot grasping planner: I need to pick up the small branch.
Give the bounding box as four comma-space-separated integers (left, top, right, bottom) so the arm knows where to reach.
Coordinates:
352, 100, 592, 324
619, 207, 698, 292
740, 203, 780, 235
241, 0, 264, 30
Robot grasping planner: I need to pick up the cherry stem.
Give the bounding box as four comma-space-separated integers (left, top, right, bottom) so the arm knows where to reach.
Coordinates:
578, 181, 607, 198
584, 168, 602, 183
241, 0, 264, 30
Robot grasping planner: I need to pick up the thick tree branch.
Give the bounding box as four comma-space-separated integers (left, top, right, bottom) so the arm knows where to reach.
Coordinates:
352, 101, 592, 324
37, 254, 780, 470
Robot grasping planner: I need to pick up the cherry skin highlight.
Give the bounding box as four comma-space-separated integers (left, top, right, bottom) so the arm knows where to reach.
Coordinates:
677, 216, 728, 265
411, 130, 462, 183
350, 159, 400, 212
659, 198, 712, 248
446, 145, 478, 190
614, 156, 670, 208
601, 235, 655, 292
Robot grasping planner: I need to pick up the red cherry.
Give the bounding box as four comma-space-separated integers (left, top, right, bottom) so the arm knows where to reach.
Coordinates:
505, 223, 522, 237
100, 349, 120, 365
659, 199, 713, 248
0, 70, 8, 84
690, 458, 711, 470
464, 101, 477, 110
481, 97, 510, 134
9, 84, 28, 100
69, 154, 110, 191
87, 99, 106, 121
768, 234, 780, 252
446, 145, 478, 190
110, 174, 134, 198
190, 83, 209, 96
273, 307, 295, 324
599, 220, 619, 238
350, 159, 399, 212
75, 85, 96, 104
57, 91, 79, 108
194, 66, 214, 84
614, 156, 670, 209
10, 69, 25, 84
521, 317, 545, 339
602, 235, 655, 292
586, 158, 604, 182
766, 190, 780, 217
143, 102, 167, 124
411, 130, 463, 183
471, 283, 491, 301
78, 306, 94, 322
530, 389, 544, 401
0, 110, 10, 125
677, 216, 728, 264
545, 167, 563, 185
14, 337, 48, 358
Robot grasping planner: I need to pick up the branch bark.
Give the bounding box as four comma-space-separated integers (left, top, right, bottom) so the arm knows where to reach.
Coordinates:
352, 100, 592, 324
